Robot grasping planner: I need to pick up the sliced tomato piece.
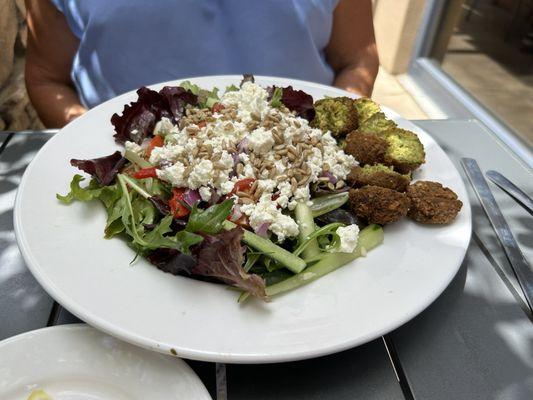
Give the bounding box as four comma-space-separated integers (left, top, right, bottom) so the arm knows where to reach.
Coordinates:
133, 167, 158, 179
146, 135, 165, 157
212, 103, 225, 113
198, 121, 207, 128
168, 188, 190, 218
233, 214, 250, 228
231, 178, 255, 195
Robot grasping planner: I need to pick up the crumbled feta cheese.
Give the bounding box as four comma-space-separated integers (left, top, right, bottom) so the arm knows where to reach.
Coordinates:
293, 186, 310, 202
241, 194, 299, 242
242, 163, 255, 178
154, 117, 174, 136
221, 81, 269, 123
157, 162, 186, 187
124, 141, 143, 155
248, 127, 275, 154
219, 151, 235, 170
188, 160, 214, 189
221, 180, 235, 195
257, 179, 276, 192
333, 225, 360, 253
199, 186, 212, 202
149, 144, 185, 165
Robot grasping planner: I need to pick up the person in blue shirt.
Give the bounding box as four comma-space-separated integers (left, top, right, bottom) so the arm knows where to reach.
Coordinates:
25, 0, 379, 128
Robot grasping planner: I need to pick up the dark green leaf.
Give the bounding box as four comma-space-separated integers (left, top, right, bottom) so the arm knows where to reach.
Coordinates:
186, 199, 234, 234
143, 216, 203, 253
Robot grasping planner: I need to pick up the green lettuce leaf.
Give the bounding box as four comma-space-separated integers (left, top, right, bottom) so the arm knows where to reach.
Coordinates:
185, 199, 234, 234
180, 81, 219, 109
269, 87, 283, 108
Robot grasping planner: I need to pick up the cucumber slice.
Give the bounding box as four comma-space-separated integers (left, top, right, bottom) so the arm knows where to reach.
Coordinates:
266, 224, 383, 297
309, 192, 349, 217
223, 220, 306, 273
125, 149, 152, 169
295, 201, 320, 260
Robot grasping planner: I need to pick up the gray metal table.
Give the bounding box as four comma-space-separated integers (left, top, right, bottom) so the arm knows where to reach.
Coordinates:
1, 119, 532, 399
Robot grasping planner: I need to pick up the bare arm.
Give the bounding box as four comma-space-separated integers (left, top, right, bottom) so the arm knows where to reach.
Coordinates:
25, 0, 86, 128
326, 0, 379, 97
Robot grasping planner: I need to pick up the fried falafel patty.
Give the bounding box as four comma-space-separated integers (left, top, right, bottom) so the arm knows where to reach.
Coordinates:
349, 186, 410, 225
382, 128, 426, 174
406, 181, 462, 224
344, 131, 388, 166
348, 164, 411, 192
311, 97, 359, 137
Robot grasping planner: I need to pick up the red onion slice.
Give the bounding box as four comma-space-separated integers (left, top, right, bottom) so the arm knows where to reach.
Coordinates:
254, 222, 270, 237
230, 204, 243, 221
237, 137, 249, 153
182, 189, 201, 206
322, 171, 338, 184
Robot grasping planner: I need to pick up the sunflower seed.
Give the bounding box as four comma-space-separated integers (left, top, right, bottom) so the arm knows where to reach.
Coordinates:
291, 177, 298, 192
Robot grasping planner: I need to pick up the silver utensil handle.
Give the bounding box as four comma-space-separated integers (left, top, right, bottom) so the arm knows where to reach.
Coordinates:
462, 158, 533, 313
486, 170, 533, 216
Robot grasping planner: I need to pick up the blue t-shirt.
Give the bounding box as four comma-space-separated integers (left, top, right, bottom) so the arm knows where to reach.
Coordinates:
51, 0, 340, 108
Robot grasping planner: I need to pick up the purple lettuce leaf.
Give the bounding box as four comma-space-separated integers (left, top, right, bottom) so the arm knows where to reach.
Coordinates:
267, 86, 315, 121
280, 86, 315, 121
111, 87, 162, 144
193, 227, 268, 300
111, 86, 198, 144
159, 86, 198, 120
147, 248, 197, 276
70, 151, 126, 186
148, 196, 171, 216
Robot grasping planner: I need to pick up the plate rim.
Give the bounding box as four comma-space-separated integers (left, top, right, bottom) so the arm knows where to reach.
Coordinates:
0, 323, 211, 398
14, 75, 472, 363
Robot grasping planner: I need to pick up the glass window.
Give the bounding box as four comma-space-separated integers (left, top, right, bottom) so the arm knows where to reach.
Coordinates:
429, 0, 533, 147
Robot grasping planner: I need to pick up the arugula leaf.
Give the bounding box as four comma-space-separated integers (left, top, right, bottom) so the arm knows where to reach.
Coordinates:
132, 196, 156, 226
186, 199, 234, 234
269, 87, 283, 108
104, 195, 126, 238
140, 215, 202, 252
117, 174, 203, 253
57, 175, 104, 204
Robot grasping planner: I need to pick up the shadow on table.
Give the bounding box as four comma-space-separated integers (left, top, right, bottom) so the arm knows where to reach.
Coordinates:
0, 133, 56, 340
391, 241, 533, 400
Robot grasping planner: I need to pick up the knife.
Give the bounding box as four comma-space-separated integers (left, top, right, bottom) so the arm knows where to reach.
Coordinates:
461, 158, 533, 313
486, 170, 533, 216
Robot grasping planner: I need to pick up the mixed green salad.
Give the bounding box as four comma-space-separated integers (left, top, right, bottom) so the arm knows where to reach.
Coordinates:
58, 76, 385, 302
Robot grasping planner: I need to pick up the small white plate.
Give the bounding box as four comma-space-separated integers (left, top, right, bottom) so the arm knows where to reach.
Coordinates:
14, 76, 471, 363
0, 324, 211, 400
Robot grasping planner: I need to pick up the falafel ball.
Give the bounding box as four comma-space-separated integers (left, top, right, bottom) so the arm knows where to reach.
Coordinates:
382, 128, 426, 174
311, 97, 358, 137
358, 111, 397, 134
406, 181, 462, 224
348, 164, 411, 192
354, 97, 381, 123
344, 131, 388, 165
349, 186, 410, 225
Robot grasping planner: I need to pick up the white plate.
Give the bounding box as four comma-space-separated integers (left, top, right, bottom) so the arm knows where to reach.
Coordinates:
14, 76, 471, 363
0, 324, 210, 399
